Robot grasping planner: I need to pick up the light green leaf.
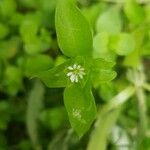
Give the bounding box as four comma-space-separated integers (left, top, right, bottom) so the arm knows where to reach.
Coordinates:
96, 6, 122, 35
82, 3, 105, 29
64, 83, 97, 137
93, 32, 116, 61
91, 58, 116, 86
93, 32, 109, 55
55, 0, 93, 57
124, 0, 145, 25
92, 69, 117, 87
110, 33, 135, 56
92, 58, 115, 69
25, 54, 54, 77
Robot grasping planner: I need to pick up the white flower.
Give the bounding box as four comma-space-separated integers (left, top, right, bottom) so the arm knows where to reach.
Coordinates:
67, 64, 85, 83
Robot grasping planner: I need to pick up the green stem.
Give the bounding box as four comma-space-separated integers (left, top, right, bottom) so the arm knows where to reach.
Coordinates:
136, 86, 147, 148
100, 85, 135, 115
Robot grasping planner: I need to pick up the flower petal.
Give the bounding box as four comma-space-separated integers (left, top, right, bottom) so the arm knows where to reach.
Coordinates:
73, 64, 77, 69
67, 72, 73, 76
75, 75, 78, 82
70, 74, 75, 82
68, 66, 73, 70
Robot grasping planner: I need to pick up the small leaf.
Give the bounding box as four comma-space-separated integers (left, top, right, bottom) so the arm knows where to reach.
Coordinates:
0, 37, 20, 60
64, 83, 97, 137
3, 65, 22, 95
39, 107, 68, 131
96, 6, 122, 35
55, 0, 93, 57
110, 33, 135, 56
25, 54, 54, 77
92, 58, 115, 69
36, 60, 71, 88
91, 58, 116, 86
124, 0, 145, 25
93, 32, 116, 62
92, 69, 117, 87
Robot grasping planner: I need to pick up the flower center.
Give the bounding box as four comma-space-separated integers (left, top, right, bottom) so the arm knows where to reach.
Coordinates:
67, 64, 85, 83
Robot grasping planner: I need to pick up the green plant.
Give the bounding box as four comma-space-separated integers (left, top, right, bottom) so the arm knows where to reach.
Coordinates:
0, 0, 149, 149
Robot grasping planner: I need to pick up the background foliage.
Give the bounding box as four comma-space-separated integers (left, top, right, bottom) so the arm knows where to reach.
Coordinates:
0, 0, 150, 150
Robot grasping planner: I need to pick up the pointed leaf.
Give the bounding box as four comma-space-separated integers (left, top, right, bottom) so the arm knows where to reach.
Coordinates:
55, 0, 93, 57
36, 60, 71, 88
64, 83, 97, 137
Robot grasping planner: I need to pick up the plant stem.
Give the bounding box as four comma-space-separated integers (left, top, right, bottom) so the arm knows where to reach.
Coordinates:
135, 86, 147, 148
100, 85, 135, 115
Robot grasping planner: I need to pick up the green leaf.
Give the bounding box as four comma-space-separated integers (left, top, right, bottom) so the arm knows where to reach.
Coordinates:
26, 81, 44, 150
39, 107, 68, 131
0, 0, 16, 17
124, 0, 145, 25
96, 6, 122, 35
110, 33, 135, 56
92, 58, 115, 69
55, 0, 93, 57
3, 65, 22, 95
36, 60, 71, 88
64, 83, 97, 137
0, 37, 20, 60
92, 70, 117, 87
0, 23, 9, 40
82, 3, 105, 29
25, 54, 54, 77
91, 58, 116, 86
93, 32, 116, 61
87, 108, 121, 150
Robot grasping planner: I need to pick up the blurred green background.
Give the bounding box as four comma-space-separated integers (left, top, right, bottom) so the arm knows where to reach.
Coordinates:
0, 0, 150, 149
